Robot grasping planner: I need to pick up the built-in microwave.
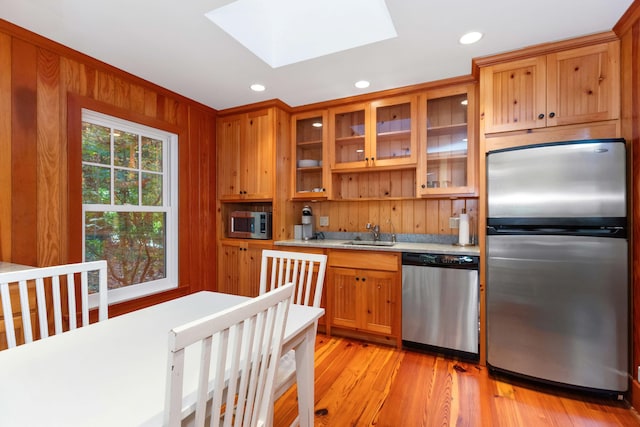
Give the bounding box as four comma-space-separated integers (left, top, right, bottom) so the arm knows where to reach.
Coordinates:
229, 211, 272, 240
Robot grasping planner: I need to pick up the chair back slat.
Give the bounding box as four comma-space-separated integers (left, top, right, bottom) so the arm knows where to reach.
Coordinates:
65, 273, 77, 330
35, 277, 49, 340
1, 283, 16, 348
80, 270, 90, 327
0, 260, 108, 350
51, 275, 63, 335
164, 283, 293, 427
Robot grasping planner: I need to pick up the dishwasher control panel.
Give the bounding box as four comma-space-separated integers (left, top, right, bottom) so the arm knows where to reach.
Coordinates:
402, 252, 479, 269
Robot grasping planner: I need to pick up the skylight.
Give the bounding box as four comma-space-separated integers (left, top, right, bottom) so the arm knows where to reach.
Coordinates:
205, 0, 398, 68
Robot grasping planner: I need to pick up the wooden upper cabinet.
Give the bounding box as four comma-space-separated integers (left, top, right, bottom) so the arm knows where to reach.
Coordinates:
481, 56, 546, 133
291, 110, 329, 199
418, 84, 477, 197
480, 40, 619, 134
217, 109, 275, 200
546, 42, 620, 127
371, 96, 418, 168
217, 114, 243, 199
328, 95, 418, 171
329, 102, 369, 170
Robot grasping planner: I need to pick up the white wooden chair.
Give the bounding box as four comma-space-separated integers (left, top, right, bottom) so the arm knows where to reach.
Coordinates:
164, 282, 294, 427
0, 260, 108, 349
259, 249, 327, 423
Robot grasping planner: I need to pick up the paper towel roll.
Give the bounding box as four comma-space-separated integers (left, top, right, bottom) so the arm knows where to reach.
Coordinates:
459, 213, 470, 245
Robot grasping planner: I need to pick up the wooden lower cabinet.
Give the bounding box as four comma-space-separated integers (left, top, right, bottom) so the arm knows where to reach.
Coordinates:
327, 250, 401, 348
217, 240, 272, 297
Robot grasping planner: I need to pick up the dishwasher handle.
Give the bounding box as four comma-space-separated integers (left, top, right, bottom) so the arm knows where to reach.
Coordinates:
402, 252, 479, 269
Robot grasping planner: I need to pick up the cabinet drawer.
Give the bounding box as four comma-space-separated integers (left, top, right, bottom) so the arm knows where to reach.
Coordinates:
328, 250, 399, 272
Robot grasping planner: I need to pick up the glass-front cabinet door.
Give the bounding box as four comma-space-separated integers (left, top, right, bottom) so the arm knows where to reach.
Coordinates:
329, 103, 368, 170
291, 110, 328, 199
370, 95, 417, 168
418, 84, 477, 196
329, 96, 417, 171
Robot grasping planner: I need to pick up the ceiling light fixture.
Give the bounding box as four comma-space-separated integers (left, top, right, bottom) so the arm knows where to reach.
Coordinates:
459, 31, 483, 45
312, 122, 323, 128
355, 80, 370, 89
461, 99, 468, 106
250, 83, 266, 92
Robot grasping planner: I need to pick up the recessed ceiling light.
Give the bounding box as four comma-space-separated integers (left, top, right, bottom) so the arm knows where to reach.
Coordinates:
459, 31, 483, 45
355, 80, 370, 89
250, 83, 266, 92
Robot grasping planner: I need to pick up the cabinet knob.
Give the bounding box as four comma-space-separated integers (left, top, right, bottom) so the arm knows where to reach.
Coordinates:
538, 113, 545, 120
362, 277, 366, 282
355, 277, 360, 281
549, 112, 555, 118
421, 184, 426, 188
371, 157, 375, 162
365, 157, 369, 162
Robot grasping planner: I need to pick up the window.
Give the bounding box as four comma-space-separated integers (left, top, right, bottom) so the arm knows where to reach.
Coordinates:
81, 109, 178, 304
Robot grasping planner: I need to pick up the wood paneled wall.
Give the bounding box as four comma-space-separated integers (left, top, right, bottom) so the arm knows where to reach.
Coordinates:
292, 198, 478, 238
615, 0, 640, 409
0, 19, 217, 315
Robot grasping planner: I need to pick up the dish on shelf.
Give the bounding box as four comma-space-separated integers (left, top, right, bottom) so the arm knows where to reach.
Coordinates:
297, 159, 319, 167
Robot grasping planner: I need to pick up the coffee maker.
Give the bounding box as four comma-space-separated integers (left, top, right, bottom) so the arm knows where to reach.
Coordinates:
301, 205, 314, 240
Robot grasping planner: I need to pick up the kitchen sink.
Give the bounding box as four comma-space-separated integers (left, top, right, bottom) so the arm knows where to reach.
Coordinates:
343, 240, 396, 247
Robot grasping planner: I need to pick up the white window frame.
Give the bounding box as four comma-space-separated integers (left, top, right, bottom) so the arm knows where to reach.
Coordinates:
81, 109, 179, 305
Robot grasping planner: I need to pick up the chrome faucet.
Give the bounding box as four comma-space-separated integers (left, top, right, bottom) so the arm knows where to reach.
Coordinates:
366, 223, 380, 241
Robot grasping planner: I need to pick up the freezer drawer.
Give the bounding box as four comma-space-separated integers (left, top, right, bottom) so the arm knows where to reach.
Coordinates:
486, 234, 628, 392
402, 265, 478, 355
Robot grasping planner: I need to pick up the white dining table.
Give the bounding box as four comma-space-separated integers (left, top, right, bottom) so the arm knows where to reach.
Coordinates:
0, 291, 324, 427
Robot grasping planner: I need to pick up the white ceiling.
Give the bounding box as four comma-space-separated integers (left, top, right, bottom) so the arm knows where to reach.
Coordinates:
0, 0, 633, 111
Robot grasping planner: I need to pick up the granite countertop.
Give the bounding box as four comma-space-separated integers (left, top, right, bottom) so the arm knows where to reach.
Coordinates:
274, 239, 480, 256
0, 261, 35, 273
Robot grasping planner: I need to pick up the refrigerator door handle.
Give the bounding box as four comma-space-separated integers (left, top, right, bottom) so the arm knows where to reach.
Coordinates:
486, 224, 627, 238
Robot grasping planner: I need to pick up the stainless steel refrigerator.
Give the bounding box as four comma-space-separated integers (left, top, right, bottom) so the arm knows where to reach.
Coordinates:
486, 138, 628, 394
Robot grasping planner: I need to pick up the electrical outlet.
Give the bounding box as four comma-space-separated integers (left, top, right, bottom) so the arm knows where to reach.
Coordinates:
319, 216, 329, 227
449, 217, 459, 229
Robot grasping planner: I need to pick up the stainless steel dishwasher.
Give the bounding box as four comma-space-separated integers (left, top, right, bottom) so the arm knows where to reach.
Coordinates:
402, 252, 479, 359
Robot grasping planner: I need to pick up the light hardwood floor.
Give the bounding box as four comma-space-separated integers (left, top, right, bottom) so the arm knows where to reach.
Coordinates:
274, 335, 640, 426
